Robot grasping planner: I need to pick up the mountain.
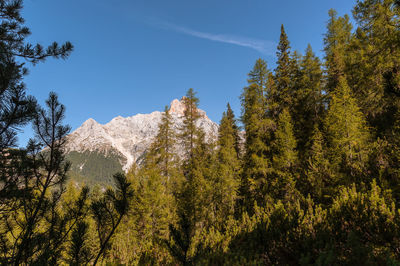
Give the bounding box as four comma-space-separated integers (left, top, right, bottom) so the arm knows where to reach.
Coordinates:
65, 97, 219, 186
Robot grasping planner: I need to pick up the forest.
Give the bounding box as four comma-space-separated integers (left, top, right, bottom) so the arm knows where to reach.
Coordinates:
1, 0, 400, 264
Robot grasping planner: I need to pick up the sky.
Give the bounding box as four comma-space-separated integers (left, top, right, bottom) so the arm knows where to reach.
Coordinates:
18, 0, 355, 146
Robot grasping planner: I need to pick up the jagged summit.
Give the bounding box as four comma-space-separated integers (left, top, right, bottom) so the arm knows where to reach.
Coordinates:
169, 98, 185, 116
65, 97, 218, 175
169, 97, 208, 118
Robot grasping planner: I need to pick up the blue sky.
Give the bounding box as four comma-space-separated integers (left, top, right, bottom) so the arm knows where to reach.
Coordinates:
18, 0, 355, 146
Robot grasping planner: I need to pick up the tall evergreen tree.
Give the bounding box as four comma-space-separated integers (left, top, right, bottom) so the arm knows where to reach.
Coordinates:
324, 76, 370, 185
226, 103, 241, 158
323, 9, 352, 92
180, 88, 201, 162
305, 125, 333, 203
294, 44, 324, 155
166, 88, 212, 264
145, 105, 177, 180
213, 104, 240, 224
269, 108, 299, 203
240, 59, 273, 211
348, 0, 400, 135
273, 24, 295, 113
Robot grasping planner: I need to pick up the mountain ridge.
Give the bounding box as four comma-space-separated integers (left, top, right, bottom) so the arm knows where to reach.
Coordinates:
64, 97, 219, 184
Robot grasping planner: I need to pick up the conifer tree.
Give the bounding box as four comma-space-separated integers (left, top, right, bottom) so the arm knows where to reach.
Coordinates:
145, 105, 177, 180
0, 0, 73, 218
1, 94, 89, 265
213, 104, 240, 224
273, 25, 295, 113
166, 88, 212, 264
294, 44, 324, 155
132, 166, 174, 263
180, 88, 201, 162
91, 173, 133, 265
226, 103, 241, 158
323, 9, 352, 92
305, 125, 332, 203
348, 0, 400, 134
248, 58, 269, 95
269, 108, 298, 203
324, 76, 370, 185
240, 59, 272, 211
110, 107, 179, 264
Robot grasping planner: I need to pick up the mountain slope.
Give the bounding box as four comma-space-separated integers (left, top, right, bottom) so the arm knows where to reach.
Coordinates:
65, 97, 219, 185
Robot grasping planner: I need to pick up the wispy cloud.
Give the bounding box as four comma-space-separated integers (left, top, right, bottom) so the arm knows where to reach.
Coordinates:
148, 18, 276, 56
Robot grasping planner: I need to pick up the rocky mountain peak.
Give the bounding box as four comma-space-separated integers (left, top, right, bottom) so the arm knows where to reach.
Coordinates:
80, 118, 103, 132
65, 97, 219, 173
169, 97, 208, 118
169, 98, 186, 116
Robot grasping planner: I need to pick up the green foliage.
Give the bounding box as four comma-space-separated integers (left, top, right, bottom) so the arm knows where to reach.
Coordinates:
165, 88, 215, 264
293, 44, 324, 155
269, 108, 299, 203
3, 0, 400, 265
324, 76, 370, 184
66, 151, 122, 187
273, 25, 296, 112
213, 104, 241, 224
348, 0, 400, 133
240, 59, 274, 211
90, 173, 134, 265
324, 9, 352, 92
67, 150, 125, 187
67, 221, 92, 265
304, 125, 333, 204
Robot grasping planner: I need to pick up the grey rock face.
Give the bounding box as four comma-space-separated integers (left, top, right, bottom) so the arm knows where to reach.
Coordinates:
65, 98, 219, 171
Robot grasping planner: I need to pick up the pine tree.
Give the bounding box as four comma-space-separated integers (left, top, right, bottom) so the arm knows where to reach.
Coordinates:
90, 173, 134, 265
0, 0, 73, 222
1, 94, 90, 265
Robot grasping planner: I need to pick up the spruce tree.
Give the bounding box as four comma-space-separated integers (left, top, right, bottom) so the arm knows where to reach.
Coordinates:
213, 104, 240, 224
273, 24, 295, 112
226, 103, 241, 158
240, 59, 272, 211
131, 166, 174, 263
294, 44, 324, 155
